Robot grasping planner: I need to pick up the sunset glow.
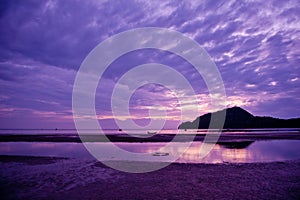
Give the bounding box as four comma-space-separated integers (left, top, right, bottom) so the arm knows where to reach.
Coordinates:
0, 0, 299, 129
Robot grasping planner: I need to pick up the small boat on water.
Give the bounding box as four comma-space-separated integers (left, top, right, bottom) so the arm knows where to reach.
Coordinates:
152, 152, 169, 156
147, 131, 157, 135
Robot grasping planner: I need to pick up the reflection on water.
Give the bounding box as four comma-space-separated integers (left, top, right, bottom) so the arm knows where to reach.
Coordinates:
218, 141, 254, 149
0, 140, 300, 163
0, 142, 94, 159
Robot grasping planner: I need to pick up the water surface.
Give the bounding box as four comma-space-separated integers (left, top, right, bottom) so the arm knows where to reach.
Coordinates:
1, 140, 299, 163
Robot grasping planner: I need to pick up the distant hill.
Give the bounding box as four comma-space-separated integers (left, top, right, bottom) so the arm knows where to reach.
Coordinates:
178, 106, 300, 129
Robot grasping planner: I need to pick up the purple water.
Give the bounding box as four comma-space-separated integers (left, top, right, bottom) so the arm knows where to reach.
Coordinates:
1, 140, 300, 163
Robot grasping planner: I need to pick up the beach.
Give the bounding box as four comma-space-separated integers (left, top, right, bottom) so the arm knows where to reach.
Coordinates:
1, 131, 300, 199
1, 131, 300, 143
1, 155, 299, 199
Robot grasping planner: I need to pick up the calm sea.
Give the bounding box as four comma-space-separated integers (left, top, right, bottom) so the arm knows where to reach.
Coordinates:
0, 128, 300, 164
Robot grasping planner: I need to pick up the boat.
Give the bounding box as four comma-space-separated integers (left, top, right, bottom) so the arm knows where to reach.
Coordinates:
152, 152, 169, 156
147, 131, 157, 135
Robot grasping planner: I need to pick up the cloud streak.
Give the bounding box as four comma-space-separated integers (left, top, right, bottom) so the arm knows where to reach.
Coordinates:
0, 0, 299, 128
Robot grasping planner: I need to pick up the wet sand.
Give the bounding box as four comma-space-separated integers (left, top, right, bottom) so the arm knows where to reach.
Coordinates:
1, 155, 299, 199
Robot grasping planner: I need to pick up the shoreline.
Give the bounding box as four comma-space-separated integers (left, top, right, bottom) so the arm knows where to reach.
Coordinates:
0, 132, 300, 143
0, 154, 299, 165
1, 155, 299, 199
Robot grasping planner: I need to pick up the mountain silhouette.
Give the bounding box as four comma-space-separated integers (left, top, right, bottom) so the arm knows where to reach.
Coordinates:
178, 106, 300, 129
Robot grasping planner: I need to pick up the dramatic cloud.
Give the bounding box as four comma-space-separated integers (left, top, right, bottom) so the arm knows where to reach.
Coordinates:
0, 0, 299, 128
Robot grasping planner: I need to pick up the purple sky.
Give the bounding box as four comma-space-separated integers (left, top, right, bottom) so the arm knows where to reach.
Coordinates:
0, 0, 299, 129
